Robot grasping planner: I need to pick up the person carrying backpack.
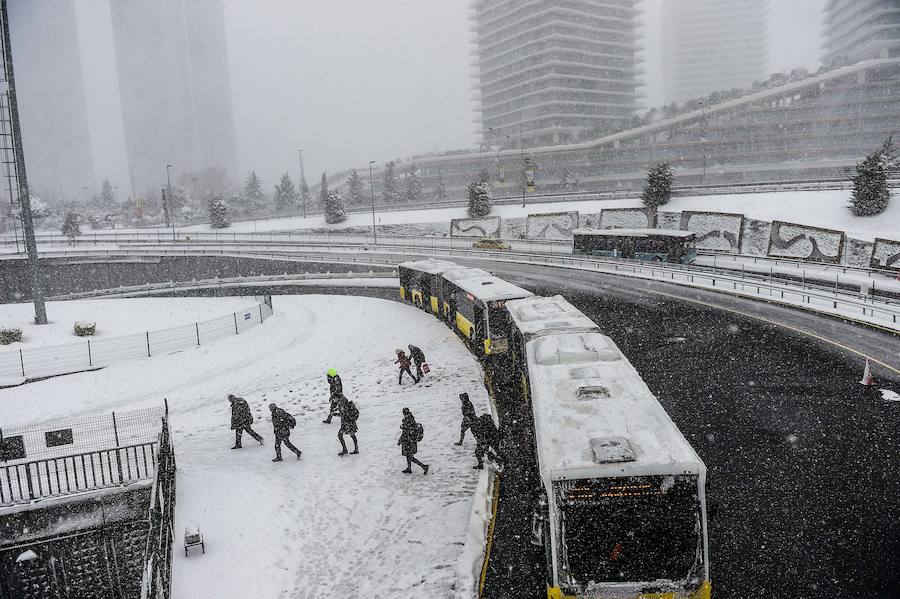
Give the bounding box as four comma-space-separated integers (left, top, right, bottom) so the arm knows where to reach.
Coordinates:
323, 368, 344, 424
269, 403, 302, 462
454, 392, 477, 446
337, 395, 360, 456
407, 344, 427, 379
228, 394, 263, 449
394, 349, 420, 385
397, 407, 428, 474
470, 413, 504, 470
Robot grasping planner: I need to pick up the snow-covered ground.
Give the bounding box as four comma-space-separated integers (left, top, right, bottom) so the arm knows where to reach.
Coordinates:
0, 297, 253, 348
0, 295, 492, 598
151, 189, 899, 242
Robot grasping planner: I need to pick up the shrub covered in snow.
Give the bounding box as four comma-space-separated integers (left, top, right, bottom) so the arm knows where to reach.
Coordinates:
0, 327, 22, 345
207, 195, 231, 229
73, 321, 96, 337
324, 191, 347, 224
61, 211, 81, 244
466, 171, 493, 218
849, 136, 895, 217
641, 162, 675, 208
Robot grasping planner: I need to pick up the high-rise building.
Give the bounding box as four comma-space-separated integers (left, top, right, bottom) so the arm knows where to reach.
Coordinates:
470, 0, 642, 148
661, 0, 769, 106
109, 0, 237, 193
7, 0, 95, 197
823, 0, 900, 66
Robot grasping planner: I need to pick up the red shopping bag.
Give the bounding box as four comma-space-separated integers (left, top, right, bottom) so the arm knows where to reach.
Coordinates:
422, 363, 431, 374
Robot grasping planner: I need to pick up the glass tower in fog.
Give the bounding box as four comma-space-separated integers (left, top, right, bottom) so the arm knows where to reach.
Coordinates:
470, 0, 642, 148
823, 0, 900, 66
661, 0, 769, 105
8, 0, 95, 197
109, 0, 237, 192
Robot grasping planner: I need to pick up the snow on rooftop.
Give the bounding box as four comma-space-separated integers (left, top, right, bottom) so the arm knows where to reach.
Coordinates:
506, 295, 600, 340
573, 227, 696, 238
526, 332, 703, 484
397, 258, 458, 274
452, 274, 533, 302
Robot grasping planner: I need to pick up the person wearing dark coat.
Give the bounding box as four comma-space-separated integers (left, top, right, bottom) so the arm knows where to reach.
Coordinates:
229, 394, 263, 448
454, 392, 477, 446
323, 368, 344, 423
397, 407, 428, 474
336, 395, 360, 456
470, 413, 504, 470
408, 344, 426, 379
394, 349, 420, 385
269, 403, 302, 462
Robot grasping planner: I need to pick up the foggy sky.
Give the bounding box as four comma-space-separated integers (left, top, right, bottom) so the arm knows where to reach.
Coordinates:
72, 0, 825, 196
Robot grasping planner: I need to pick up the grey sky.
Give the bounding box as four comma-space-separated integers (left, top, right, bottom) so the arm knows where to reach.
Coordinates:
72, 0, 825, 194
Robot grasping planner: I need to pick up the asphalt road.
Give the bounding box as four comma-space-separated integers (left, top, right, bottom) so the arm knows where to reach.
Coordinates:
480, 264, 900, 599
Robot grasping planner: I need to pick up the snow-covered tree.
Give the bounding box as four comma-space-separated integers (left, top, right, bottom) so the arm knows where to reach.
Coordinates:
207, 195, 231, 228
641, 162, 675, 208
29, 195, 51, 218
402, 163, 423, 204
849, 136, 895, 216
324, 190, 347, 224
273, 172, 298, 212
99, 179, 116, 211
61, 210, 81, 244
432, 169, 447, 203
346, 170, 364, 206
466, 171, 493, 218
243, 171, 267, 215
318, 172, 329, 209
298, 178, 310, 216
382, 161, 399, 204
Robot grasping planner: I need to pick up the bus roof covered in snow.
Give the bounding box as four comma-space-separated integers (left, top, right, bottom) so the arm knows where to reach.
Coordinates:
572, 228, 696, 239
525, 331, 703, 484
451, 273, 533, 303
397, 258, 458, 274
505, 295, 600, 340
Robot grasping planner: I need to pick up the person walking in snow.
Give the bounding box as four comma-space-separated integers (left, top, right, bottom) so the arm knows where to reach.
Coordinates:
229, 394, 263, 449
337, 394, 360, 456
323, 368, 343, 423
394, 349, 420, 385
398, 407, 428, 474
269, 403, 302, 462
408, 344, 427, 380
470, 413, 504, 470
454, 392, 477, 446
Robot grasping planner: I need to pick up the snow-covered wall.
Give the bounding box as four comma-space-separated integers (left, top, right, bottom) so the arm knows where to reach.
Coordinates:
680, 211, 744, 253
525, 211, 579, 240
598, 207, 652, 229
871, 238, 900, 271
450, 217, 501, 238
767, 221, 845, 263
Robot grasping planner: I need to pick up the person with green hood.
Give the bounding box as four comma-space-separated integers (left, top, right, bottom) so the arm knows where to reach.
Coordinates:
323, 368, 343, 424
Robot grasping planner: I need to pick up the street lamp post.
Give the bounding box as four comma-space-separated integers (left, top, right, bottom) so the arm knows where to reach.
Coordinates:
698, 100, 708, 185
165, 164, 175, 240
297, 149, 305, 218
368, 160, 377, 245
488, 127, 502, 190
520, 123, 527, 208
130, 165, 140, 222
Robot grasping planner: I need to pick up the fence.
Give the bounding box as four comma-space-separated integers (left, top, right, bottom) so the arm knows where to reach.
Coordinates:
0, 405, 168, 507
0, 296, 273, 382
139, 415, 176, 599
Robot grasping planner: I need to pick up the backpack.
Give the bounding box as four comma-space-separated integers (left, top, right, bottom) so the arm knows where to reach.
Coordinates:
286, 413, 296, 429
415, 422, 424, 442
347, 401, 359, 422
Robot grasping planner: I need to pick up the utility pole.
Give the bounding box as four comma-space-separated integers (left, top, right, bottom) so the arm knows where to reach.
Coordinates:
368, 160, 377, 245
1, 0, 46, 323
698, 100, 708, 185
298, 149, 306, 218
165, 164, 175, 240
488, 127, 502, 191
130, 165, 140, 222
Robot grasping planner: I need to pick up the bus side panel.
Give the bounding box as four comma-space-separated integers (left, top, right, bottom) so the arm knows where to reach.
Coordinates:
456, 312, 474, 338
430, 295, 439, 315
690, 581, 711, 599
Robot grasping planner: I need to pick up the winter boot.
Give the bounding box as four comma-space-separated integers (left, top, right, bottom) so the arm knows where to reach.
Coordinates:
295, 450, 302, 460
231, 444, 242, 449
402, 468, 412, 474
423, 464, 429, 475
272, 456, 283, 462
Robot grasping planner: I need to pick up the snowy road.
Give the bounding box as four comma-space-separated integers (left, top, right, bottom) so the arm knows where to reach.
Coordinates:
0, 295, 494, 598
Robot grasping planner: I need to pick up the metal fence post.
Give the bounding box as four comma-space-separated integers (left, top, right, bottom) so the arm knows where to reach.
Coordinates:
87, 339, 92, 366
112, 411, 124, 482
146, 331, 151, 356
234, 312, 239, 334
19, 348, 24, 377
196, 322, 201, 345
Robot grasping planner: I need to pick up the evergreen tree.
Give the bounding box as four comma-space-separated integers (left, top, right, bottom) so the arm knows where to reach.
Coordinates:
324, 190, 347, 224
243, 171, 267, 215
318, 172, 329, 209
641, 162, 675, 208
466, 171, 493, 218
273, 172, 298, 212
849, 136, 895, 216
207, 195, 231, 228
346, 169, 364, 206
432, 169, 447, 202
382, 161, 398, 204
402, 163, 423, 204
298, 178, 310, 216
99, 179, 116, 213
61, 210, 81, 244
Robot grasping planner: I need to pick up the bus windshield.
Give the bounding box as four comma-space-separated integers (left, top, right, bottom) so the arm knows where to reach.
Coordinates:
557, 475, 701, 587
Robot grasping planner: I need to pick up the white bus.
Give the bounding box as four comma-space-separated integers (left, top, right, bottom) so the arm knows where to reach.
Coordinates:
506, 295, 711, 599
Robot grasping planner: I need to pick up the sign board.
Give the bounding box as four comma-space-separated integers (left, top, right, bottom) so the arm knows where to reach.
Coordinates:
871, 238, 900, 271
450, 216, 502, 238
767, 220, 844, 263
680, 211, 744, 252
526, 211, 579, 240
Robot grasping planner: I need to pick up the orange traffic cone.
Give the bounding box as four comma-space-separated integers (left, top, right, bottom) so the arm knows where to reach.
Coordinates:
859, 358, 875, 386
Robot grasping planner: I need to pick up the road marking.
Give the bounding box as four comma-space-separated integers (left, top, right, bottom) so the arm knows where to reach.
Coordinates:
645, 288, 900, 377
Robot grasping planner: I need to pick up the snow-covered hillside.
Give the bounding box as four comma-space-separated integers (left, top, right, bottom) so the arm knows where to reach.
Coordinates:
0, 295, 492, 598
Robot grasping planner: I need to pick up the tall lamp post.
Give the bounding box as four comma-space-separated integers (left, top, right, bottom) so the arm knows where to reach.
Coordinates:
368, 160, 377, 245
488, 127, 502, 191
165, 164, 175, 240
698, 100, 708, 185
130, 165, 140, 222
297, 149, 305, 218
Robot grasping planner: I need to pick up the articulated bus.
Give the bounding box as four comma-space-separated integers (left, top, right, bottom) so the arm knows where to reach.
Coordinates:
506, 296, 711, 599
573, 228, 698, 264
398, 259, 457, 314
